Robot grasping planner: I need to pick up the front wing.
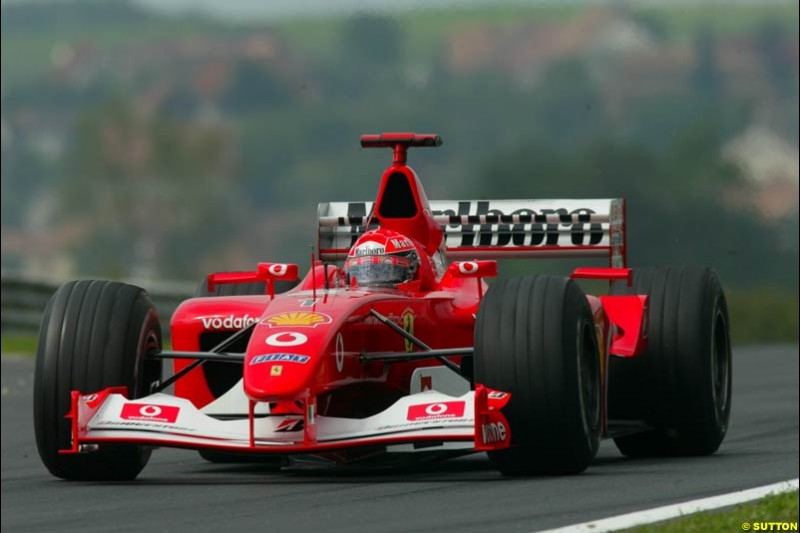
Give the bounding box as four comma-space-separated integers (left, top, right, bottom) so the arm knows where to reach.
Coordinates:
61, 385, 512, 456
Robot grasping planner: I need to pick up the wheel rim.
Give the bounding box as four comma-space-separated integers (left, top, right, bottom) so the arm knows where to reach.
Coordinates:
131, 328, 161, 464
711, 308, 731, 421
137, 328, 162, 398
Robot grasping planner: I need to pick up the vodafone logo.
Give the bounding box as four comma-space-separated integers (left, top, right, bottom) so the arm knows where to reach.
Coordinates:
265, 332, 308, 347
257, 262, 298, 280
481, 421, 508, 445
120, 403, 180, 423
457, 261, 479, 274
200, 314, 259, 330
268, 264, 288, 276
407, 401, 466, 421
139, 405, 162, 417
425, 403, 448, 415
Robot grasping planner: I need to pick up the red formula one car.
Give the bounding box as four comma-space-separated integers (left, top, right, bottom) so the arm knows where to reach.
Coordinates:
33, 133, 732, 480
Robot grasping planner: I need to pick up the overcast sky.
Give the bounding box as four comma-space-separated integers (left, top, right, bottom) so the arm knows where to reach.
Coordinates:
0, 0, 782, 22
146, 0, 795, 20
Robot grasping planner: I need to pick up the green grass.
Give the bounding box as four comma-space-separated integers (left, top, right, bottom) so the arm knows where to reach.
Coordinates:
0, 334, 172, 356
623, 490, 799, 532
728, 289, 799, 345
1, 334, 38, 356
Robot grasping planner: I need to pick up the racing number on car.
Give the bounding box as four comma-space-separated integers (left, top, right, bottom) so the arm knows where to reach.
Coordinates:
402, 310, 414, 352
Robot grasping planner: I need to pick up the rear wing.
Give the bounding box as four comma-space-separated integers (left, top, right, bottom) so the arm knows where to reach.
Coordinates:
318, 199, 626, 267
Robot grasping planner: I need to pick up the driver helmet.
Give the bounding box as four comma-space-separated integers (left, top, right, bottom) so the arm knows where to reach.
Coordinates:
345, 230, 420, 287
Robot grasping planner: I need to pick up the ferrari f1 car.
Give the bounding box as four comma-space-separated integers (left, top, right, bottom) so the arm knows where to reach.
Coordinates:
33, 133, 732, 480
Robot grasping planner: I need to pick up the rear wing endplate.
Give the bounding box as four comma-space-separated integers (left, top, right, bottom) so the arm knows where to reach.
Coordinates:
318, 199, 626, 267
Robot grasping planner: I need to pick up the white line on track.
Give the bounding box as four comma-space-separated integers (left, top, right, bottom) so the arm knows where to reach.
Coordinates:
535, 478, 799, 533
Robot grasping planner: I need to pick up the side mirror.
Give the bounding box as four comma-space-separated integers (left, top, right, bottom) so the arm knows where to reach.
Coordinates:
256, 263, 299, 282
446, 260, 498, 279
206, 263, 299, 294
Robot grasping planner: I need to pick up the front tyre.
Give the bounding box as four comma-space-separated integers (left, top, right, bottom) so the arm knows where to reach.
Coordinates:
34, 281, 163, 480
474, 276, 601, 475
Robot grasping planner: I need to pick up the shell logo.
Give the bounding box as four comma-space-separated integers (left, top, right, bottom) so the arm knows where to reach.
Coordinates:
263, 312, 332, 328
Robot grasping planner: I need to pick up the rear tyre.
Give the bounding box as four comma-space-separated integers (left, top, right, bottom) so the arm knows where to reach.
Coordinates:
608, 266, 732, 457
34, 281, 163, 480
194, 278, 291, 465
474, 276, 601, 475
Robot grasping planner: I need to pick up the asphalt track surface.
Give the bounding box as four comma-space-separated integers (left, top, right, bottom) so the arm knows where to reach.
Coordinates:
2, 346, 797, 533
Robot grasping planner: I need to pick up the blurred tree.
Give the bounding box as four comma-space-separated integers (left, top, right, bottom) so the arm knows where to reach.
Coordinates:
3, 0, 795, 298
691, 26, 721, 98
477, 131, 797, 290
630, 12, 669, 42
340, 14, 402, 68
59, 99, 239, 278
222, 61, 291, 113
755, 20, 796, 98
160, 84, 202, 119
528, 60, 605, 148
3, 79, 113, 111
1, 145, 51, 228
0, 0, 151, 35
333, 14, 404, 100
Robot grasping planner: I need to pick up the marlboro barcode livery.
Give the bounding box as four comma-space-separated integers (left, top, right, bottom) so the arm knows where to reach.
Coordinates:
33, 132, 731, 480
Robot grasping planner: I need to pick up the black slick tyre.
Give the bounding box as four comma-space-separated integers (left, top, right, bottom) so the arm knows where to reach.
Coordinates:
608, 266, 732, 457
33, 280, 163, 481
474, 275, 601, 475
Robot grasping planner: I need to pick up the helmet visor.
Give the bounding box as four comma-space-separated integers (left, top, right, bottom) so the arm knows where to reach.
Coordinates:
345, 255, 412, 287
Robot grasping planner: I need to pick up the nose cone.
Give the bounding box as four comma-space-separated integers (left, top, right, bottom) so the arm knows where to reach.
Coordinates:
243, 312, 333, 401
